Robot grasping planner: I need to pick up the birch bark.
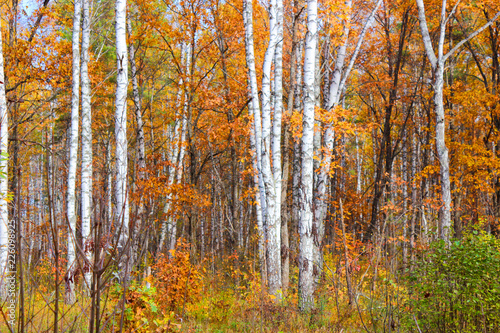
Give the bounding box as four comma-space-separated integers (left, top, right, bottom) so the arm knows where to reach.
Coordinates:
259, 0, 278, 269
65, 0, 82, 304
281, 0, 302, 290
267, 0, 284, 298
299, 0, 318, 311
80, 0, 93, 291
291, 40, 303, 258
243, 0, 283, 297
127, 14, 145, 264
243, 0, 267, 282
114, 0, 130, 274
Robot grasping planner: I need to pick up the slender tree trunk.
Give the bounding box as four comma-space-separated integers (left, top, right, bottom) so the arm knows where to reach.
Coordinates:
242, 0, 268, 286
114, 0, 130, 275
340, 200, 353, 305
433, 63, 452, 239
402, 136, 408, 265
280, 0, 302, 290
127, 14, 146, 266
65, 0, 82, 304
291, 40, 303, 260
266, 0, 284, 298
80, 0, 93, 292
299, 0, 318, 311
107, 142, 113, 229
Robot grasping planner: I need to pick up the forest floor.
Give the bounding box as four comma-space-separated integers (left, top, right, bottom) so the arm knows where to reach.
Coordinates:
5, 231, 500, 332
0, 252, 401, 332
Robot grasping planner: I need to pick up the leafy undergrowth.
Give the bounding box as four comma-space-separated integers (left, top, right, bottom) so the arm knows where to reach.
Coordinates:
115, 240, 399, 332
4, 231, 500, 332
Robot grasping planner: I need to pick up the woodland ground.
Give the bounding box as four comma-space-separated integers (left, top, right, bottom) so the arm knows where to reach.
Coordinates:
2, 230, 500, 332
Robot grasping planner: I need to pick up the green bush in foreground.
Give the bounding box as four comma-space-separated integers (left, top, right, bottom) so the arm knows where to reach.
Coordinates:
407, 230, 500, 333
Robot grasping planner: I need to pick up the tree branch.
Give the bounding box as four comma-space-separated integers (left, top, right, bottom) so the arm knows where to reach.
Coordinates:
444, 11, 500, 62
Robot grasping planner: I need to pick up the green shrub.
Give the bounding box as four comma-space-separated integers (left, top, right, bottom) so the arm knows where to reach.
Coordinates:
406, 231, 500, 332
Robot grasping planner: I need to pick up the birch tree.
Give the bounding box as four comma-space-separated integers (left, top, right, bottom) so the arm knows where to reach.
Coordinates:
299, 0, 318, 311
80, 0, 93, 291
415, 0, 500, 241
281, 0, 303, 290
127, 14, 146, 267
243, 0, 283, 298
65, 0, 82, 304
242, 0, 266, 281
114, 0, 130, 274
0, 22, 8, 295
266, 0, 284, 298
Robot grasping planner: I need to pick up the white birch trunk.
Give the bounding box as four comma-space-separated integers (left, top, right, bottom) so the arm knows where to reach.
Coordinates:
242, 0, 261, 257
127, 19, 145, 175
114, 0, 130, 273
107, 142, 113, 227
415, 0, 450, 240
127, 15, 145, 266
433, 62, 452, 240
355, 131, 363, 194
299, 0, 318, 311
167, 112, 187, 252
80, 0, 93, 291
402, 136, 408, 264
65, 0, 82, 304
260, 0, 277, 243
0, 24, 9, 296
292, 41, 303, 239
266, 0, 283, 298
244, 0, 285, 298
242, 0, 267, 280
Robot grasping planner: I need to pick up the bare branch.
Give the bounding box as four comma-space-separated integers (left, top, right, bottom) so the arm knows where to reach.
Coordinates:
415, 0, 438, 68
444, 11, 500, 62
338, 0, 383, 98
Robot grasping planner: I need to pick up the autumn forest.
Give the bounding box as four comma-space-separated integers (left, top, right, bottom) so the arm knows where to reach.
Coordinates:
1, 0, 500, 331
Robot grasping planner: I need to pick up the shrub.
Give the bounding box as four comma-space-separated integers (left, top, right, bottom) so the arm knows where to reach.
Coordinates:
122, 282, 172, 332
153, 240, 204, 312
406, 231, 500, 332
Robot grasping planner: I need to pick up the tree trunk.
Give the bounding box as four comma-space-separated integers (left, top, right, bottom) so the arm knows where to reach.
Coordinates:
127, 14, 145, 264
266, 0, 284, 299
433, 63, 452, 240
114, 0, 130, 276
80, 0, 93, 292
65, 0, 82, 304
299, 0, 318, 311
243, 0, 267, 284
281, 0, 302, 291
291, 40, 303, 261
